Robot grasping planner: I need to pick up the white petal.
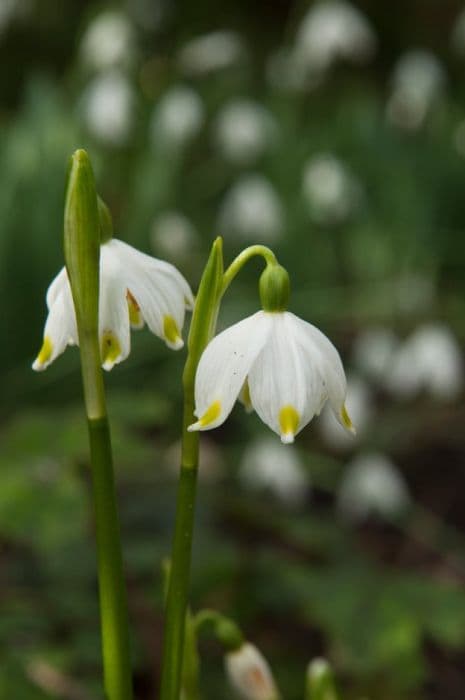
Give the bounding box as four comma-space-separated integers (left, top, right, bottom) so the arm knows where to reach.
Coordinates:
248, 313, 326, 442
45, 267, 68, 310
99, 244, 131, 370
189, 312, 271, 431
107, 238, 193, 348
290, 313, 351, 429
32, 286, 77, 371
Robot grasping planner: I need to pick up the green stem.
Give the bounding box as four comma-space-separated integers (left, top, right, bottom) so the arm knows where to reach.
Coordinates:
160, 239, 277, 700
80, 340, 133, 700
87, 416, 133, 700
221, 245, 277, 294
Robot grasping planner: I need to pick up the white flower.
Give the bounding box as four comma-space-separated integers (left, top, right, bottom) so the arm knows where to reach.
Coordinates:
150, 86, 205, 150
386, 50, 446, 130
81, 71, 135, 146
225, 643, 279, 700
319, 374, 371, 449
239, 437, 309, 506
33, 239, 193, 372
214, 99, 277, 166
386, 323, 463, 401
302, 153, 363, 226
352, 327, 399, 384
151, 211, 197, 262
188, 311, 352, 443
218, 175, 284, 242
293, 0, 376, 75
337, 452, 411, 521
177, 30, 246, 76
79, 10, 135, 71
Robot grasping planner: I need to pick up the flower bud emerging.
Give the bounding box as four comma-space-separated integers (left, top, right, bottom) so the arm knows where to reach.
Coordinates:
225, 642, 279, 700
259, 264, 290, 312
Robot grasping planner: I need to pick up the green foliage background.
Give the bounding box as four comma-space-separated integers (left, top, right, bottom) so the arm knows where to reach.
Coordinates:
1, 1, 465, 699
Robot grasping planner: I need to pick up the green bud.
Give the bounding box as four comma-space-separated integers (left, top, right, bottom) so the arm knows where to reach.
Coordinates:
63, 149, 100, 335
259, 263, 290, 312
98, 195, 113, 243
214, 617, 244, 652
306, 658, 340, 700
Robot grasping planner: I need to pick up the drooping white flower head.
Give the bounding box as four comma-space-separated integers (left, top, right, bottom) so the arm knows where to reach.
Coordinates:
225, 642, 279, 700
81, 71, 135, 146
337, 452, 411, 521
189, 310, 352, 444
214, 99, 278, 166
385, 323, 464, 401
386, 50, 446, 130
177, 30, 246, 76
79, 10, 135, 72
150, 86, 205, 150
33, 238, 194, 372
302, 153, 363, 226
239, 437, 309, 506
293, 0, 377, 76
319, 374, 371, 449
218, 175, 284, 242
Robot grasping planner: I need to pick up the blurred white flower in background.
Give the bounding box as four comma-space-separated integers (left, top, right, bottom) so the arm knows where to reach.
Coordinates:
394, 272, 435, 315
177, 30, 246, 76
150, 86, 205, 150
239, 437, 309, 507
79, 10, 135, 72
225, 642, 279, 700
218, 175, 284, 241
0, 0, 32, 37
338, 452, 411, 521
386, 50, 446, 130
319, 374, 372, 449
151, 211, 197, 263
352, 327, 399, 385
293, 0, 376, 78
450, 8, 465, 57
214, 99, 278, 166
302, 153, 363, 226
266, 47, 312, 92
81, 71, 135, 146
386, 323, 464, 401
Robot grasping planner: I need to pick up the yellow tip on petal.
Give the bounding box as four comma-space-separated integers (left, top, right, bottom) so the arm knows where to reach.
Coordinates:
32, 336, 53, 371
279, 405, 300, 444
163, 315, 183, 350
188, 400, 222, 432
127, 290, 144, 329
341, 404, 356, 435
240, 380, 253, 414
101, 331, 122, 371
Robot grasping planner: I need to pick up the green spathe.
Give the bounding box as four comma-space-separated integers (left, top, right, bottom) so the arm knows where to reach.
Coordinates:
259, 263, 290, 312
98, 195, 114, 243
63, 149, 100, 336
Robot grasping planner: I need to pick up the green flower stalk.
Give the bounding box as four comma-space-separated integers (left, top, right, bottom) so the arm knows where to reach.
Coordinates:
64, 149, 133, 700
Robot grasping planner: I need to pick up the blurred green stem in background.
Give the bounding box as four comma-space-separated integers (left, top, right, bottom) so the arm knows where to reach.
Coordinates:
64, 150, 133, 700
160, 241, 283, 700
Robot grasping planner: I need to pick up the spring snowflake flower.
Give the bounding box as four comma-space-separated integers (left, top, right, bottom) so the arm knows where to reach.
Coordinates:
33, 238, 193, 372
189, 308, 352, 443
225, 642, 279, 700
337, 452, 411, 521
218, 175, 284, 242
